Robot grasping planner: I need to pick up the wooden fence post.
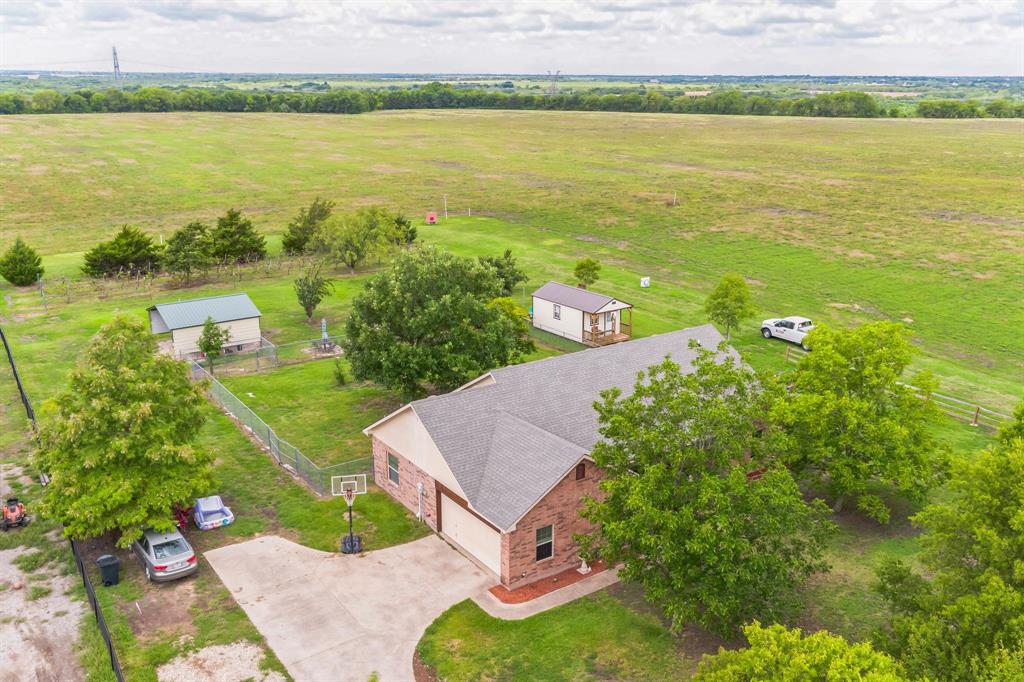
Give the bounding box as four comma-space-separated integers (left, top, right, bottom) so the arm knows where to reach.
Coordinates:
784, 346, 790, 364
971, 406, 980, 427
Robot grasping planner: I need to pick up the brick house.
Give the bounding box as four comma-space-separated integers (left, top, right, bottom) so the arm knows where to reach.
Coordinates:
363, 324, 728, 590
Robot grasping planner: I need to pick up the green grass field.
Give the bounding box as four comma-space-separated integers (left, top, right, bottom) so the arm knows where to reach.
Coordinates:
2, 111, 1020, 409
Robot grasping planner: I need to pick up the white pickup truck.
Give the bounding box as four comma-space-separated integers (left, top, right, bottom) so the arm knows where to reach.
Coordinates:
761, 316, 814, 349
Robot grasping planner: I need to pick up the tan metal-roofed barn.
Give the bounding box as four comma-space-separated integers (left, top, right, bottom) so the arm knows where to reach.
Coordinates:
148, 293, 262, 359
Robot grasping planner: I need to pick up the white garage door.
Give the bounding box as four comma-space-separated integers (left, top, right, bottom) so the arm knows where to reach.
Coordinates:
440, 494, 502, 576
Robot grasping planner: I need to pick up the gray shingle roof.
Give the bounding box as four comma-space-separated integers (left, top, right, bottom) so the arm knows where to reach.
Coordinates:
149, 293, 261, 331
532, 281, 629, 313
410, 324, 729, 530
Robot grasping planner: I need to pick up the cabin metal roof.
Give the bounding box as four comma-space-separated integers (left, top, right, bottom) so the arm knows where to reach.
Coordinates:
148, 293, 261, 331
531, 281, 630, 314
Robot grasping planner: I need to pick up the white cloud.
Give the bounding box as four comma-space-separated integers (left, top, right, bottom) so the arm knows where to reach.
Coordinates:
0, 0, 1020, 75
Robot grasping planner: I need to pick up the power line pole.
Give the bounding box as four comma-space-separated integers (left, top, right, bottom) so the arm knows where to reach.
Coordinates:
112, 46, 122, 88
547, 70, 560, 96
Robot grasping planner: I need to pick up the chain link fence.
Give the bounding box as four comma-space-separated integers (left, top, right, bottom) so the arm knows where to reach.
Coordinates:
190, 361, 372, 494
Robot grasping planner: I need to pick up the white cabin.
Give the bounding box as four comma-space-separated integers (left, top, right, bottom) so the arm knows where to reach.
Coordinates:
531, 281, 633, 346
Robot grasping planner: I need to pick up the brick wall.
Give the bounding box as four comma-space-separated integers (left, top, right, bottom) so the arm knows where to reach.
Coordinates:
502, 461, 602, 589
371, 437, 438, 531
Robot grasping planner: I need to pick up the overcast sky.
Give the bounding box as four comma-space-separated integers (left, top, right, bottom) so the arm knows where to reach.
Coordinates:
1, 0, 1021, 76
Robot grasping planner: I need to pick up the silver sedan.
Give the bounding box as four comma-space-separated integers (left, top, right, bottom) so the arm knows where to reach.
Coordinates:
131, 528, 198, 583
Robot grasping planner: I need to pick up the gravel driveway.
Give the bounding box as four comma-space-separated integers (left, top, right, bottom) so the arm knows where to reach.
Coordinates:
205, 534, 492, 682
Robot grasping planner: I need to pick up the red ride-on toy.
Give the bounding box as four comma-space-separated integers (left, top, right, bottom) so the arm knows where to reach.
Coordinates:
172, 503, 192, 530
2, 497, 30, 531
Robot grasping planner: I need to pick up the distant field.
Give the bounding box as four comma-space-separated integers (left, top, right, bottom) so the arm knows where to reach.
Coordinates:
1, 110, 1021, 405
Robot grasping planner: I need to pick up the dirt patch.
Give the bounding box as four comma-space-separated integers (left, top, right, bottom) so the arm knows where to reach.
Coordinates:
759, 206, 819, 217
659, 161, 756, 180
25, 164, 48, 175
0, 464, 32, 496
121, 577, 199, 641
413, 649, 439, 682
370, 164, 407, 174
973, 271, 995, 280
0, 548, 85, 682
155, 641, 285, 682
299, 344, 343, 359
927, 210, 1024, 227
430, 159, 471, 171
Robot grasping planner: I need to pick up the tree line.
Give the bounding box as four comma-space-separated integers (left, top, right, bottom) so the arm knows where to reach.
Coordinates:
0, 198, 414, 287
2, 83, 1020, 118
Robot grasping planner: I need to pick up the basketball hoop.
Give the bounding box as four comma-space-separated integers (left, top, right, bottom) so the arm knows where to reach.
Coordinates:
340, 486, 362, 554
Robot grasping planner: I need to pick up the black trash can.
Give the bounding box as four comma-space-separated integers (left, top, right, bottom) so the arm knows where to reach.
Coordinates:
96, 554, 120, 586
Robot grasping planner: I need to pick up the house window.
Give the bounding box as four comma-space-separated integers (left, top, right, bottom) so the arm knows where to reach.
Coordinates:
575, 462, 586, 480
553, 304, 561, 320
536, 525, 553, 561
387, 453, 400, 485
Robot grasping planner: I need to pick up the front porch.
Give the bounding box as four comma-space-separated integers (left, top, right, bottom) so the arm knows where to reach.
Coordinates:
582, 304, 633, 347
583, 325, 632, 346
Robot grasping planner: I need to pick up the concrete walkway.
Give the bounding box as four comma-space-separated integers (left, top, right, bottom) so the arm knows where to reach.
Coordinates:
471, 567, 621, 620
205, 534, 493, 682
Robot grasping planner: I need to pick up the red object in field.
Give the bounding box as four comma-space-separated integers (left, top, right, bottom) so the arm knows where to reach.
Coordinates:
426, 212, 438, 225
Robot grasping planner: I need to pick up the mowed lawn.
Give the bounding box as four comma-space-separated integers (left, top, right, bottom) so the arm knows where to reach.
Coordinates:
220, 358, 400, 468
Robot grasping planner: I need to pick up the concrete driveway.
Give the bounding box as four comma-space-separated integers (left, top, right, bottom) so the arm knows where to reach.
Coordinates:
205, 534, 493, 682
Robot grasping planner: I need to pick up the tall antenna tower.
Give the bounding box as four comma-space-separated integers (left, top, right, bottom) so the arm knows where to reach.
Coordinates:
547, 70, 560, 96
112, 46, 122, 88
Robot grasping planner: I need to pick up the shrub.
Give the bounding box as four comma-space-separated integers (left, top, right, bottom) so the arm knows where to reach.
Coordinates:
209, 208, 266, 263
82, 225, 162, 277
0, 237, 44, 286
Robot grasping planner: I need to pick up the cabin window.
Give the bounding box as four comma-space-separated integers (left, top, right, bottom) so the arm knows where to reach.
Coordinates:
536, 525, 553, 561
575, 462, 586, 480
553, 304, 561, 320
387, 454, 400, 485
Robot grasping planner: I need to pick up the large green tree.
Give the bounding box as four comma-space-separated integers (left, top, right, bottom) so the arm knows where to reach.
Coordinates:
874, 410, 1024, 681
163, 221, 213, 284
294, 264, 334, 320
35, 317, 213, 547
282, 197, 334, 255
573, 257, 601, 288
309, 215, 374, 272
704, 272, 756, 339
479, 249, 528, 297
209, 208, 266, 263
579, 346, 834, 636
344, 247, 534, 397
0, 236, 44, 286
696, 622, 907, 681
82, 225, 163, 277
775, 322, 947, 523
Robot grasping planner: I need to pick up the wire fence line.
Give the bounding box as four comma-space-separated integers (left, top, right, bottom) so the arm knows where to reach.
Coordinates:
186, 335, 345, 377
189, 361, 372, 495
782, 346, 1012, 430
0, 325, 125, 682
